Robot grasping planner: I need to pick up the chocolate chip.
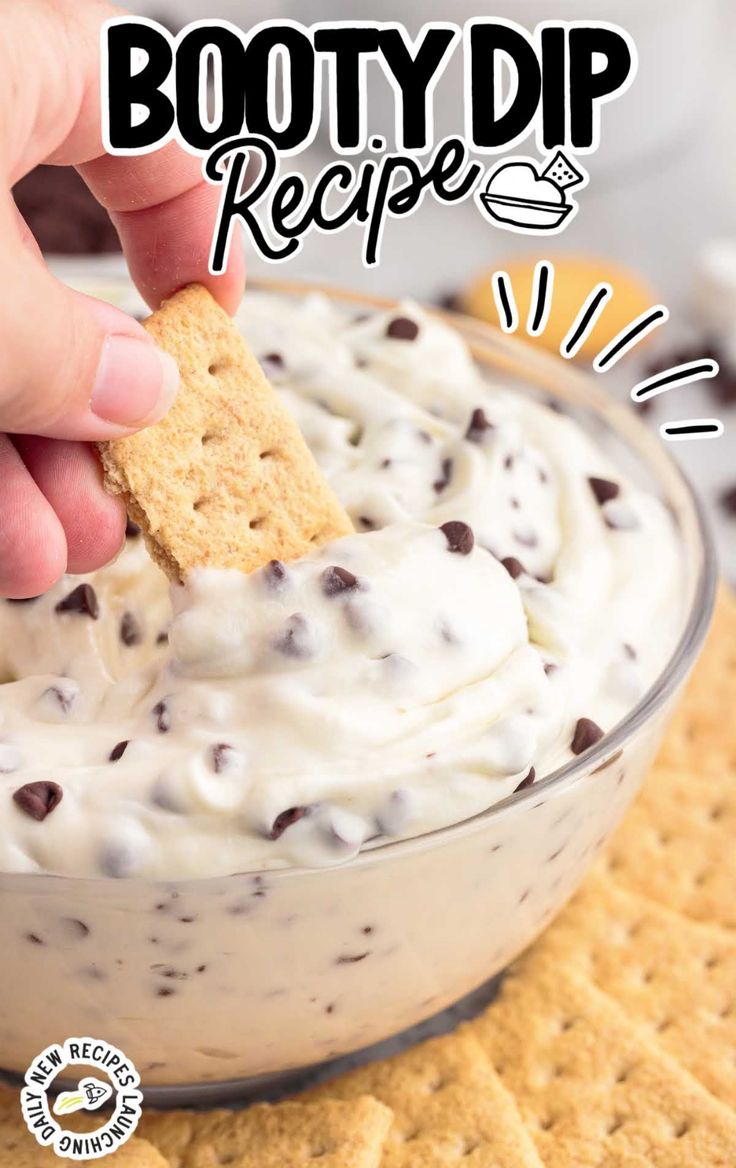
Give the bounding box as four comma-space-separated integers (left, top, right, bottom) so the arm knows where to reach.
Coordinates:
571, 717, 605, 755
41, 682, 77, 715
264, 559, 288, 589
152, 700, 171, 733
386, 316, 419, 341
156, 631, 169, 645
210, 743, 234, 773
55, 583, 99, 619
433, 457, 453, 493
120, 611, 142, 647
321, 566, 358, 597
125, 519, 141, 538
719, 484, 736, 516
268, 806, 308, 840
588, 477, 620, 506
109, 740, 129, 762
262, 351, 284, 369
13, 781, 63, 821
358, 516, 377, 531
440, 521, 474, 555
514, 767, 536, 793
465, 407, 494, 442
273, 613, 315, 658
501, 556, 524, 580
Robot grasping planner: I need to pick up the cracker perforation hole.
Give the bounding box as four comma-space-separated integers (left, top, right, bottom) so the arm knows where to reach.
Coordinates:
249, 518, 265, 530
655, 1017, 672, 1033
425, 1076, 447, 1093
309, 1145, 329, 1159
539, 1114, 558, 1132
208, 361, 228, 376
201, 432, 219, 446
704, 953, 720, 970
614, 1064, 635, 1084
399, 1128, 420, 1142
606, 1114, 625, 1136
672, 1118, 691, 1140
693, 869, 710, 888
559, 1016, 578, 1033
193, 498, 207, 513
717, 1001, 733, 1018
459, 1138, 480, 1157
259, 449, 277, 461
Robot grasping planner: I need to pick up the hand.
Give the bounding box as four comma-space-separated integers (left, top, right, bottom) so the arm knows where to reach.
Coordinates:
0, 0, 245, 598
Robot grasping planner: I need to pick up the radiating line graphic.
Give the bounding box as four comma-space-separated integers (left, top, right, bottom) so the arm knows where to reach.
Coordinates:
631, 359, 719, 402
527, 261, 554, 336
491, 270, 518, 334
592, 306, 669, 371
660, 418, 724, 441
560, 283, 612, 359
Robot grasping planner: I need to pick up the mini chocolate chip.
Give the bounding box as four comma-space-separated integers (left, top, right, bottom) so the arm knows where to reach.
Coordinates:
440, 521, 474, 555
262, 351, 284, 369
156, 631, 169, 645
588, 477, 620, 506
571, 717, 605, 755
264, 559, 288, 589
273, 613, 315, 658
501, 556, 524, 580
125, 519, 141, 538
386, 316, 419, 341
465, 407, 494, 442
42, 683, 77, 715
514, 767, 536, 793
210, 743, 234, 773
109, 740, 129, 762
433, 457, 453, 493
269, 806, 308, 840
156, 987, 175, 997
13, 781, 63, 821
152, 699, 171, 733
719, 484, 736, 516
504, 454, 514, 470
358, 516, 377, 531
120, 611, 142, 647
55, 583, 99, 619
321, 566, 358, 597
27, 933, 44, 945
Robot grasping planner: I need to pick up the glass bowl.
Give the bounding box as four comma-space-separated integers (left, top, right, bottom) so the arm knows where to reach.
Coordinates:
0, 277, 716, 1103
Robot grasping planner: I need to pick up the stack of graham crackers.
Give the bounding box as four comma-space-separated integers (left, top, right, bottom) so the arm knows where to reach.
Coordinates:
2, 288, 734, 1165
2, 588, 733, 1166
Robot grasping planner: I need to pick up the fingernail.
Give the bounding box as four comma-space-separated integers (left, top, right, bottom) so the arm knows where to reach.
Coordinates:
91, 335, 179, 428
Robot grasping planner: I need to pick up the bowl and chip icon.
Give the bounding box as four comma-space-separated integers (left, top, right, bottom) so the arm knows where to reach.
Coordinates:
477, 151, 588, 234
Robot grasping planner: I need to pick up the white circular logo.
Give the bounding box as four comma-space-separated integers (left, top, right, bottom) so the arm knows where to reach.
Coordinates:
21, 1037, 142, 1161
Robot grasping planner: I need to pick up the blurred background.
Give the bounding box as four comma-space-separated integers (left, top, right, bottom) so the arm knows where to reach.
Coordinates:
13, 0, 736, 579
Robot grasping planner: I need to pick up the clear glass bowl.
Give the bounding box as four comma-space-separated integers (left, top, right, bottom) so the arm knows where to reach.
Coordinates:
0, 278, 716, 1103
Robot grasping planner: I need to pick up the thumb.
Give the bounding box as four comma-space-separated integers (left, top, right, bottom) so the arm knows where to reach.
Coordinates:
0, 229, 179, 441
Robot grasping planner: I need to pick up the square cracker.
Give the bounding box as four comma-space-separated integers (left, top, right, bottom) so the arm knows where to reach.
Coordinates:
303, 1030, 543, 1167
468, 950, 736, 1167
596, 762, 736, 930
530, 871, 736, 1109
99, 285, 353, 582
137, 1095, 391, 1168
655, 586, 736, 774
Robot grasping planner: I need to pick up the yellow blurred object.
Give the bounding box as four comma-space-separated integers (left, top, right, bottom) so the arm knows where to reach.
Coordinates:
460, 255, 656, 360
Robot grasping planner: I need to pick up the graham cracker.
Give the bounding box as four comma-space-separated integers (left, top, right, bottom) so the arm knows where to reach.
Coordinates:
99, 285, 353, 581
655, 586, 736, 774
137, 1096, 392, 1168
530, 871, 736, 1109
303, 1030, 543, 1167
0, 1110, 166, 1166
468, 950, 736, 1166
597, 762, 736, 930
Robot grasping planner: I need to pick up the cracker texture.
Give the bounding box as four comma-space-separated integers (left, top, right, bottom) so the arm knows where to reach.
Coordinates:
99, 285, 353, 581
138, 1095, 391, 1168
468, 951, 736, 1166
0, 1106, 166, 1167
304, 1030, 543, 1167
597, 762, 736, 930
531, 872, 736, 1109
